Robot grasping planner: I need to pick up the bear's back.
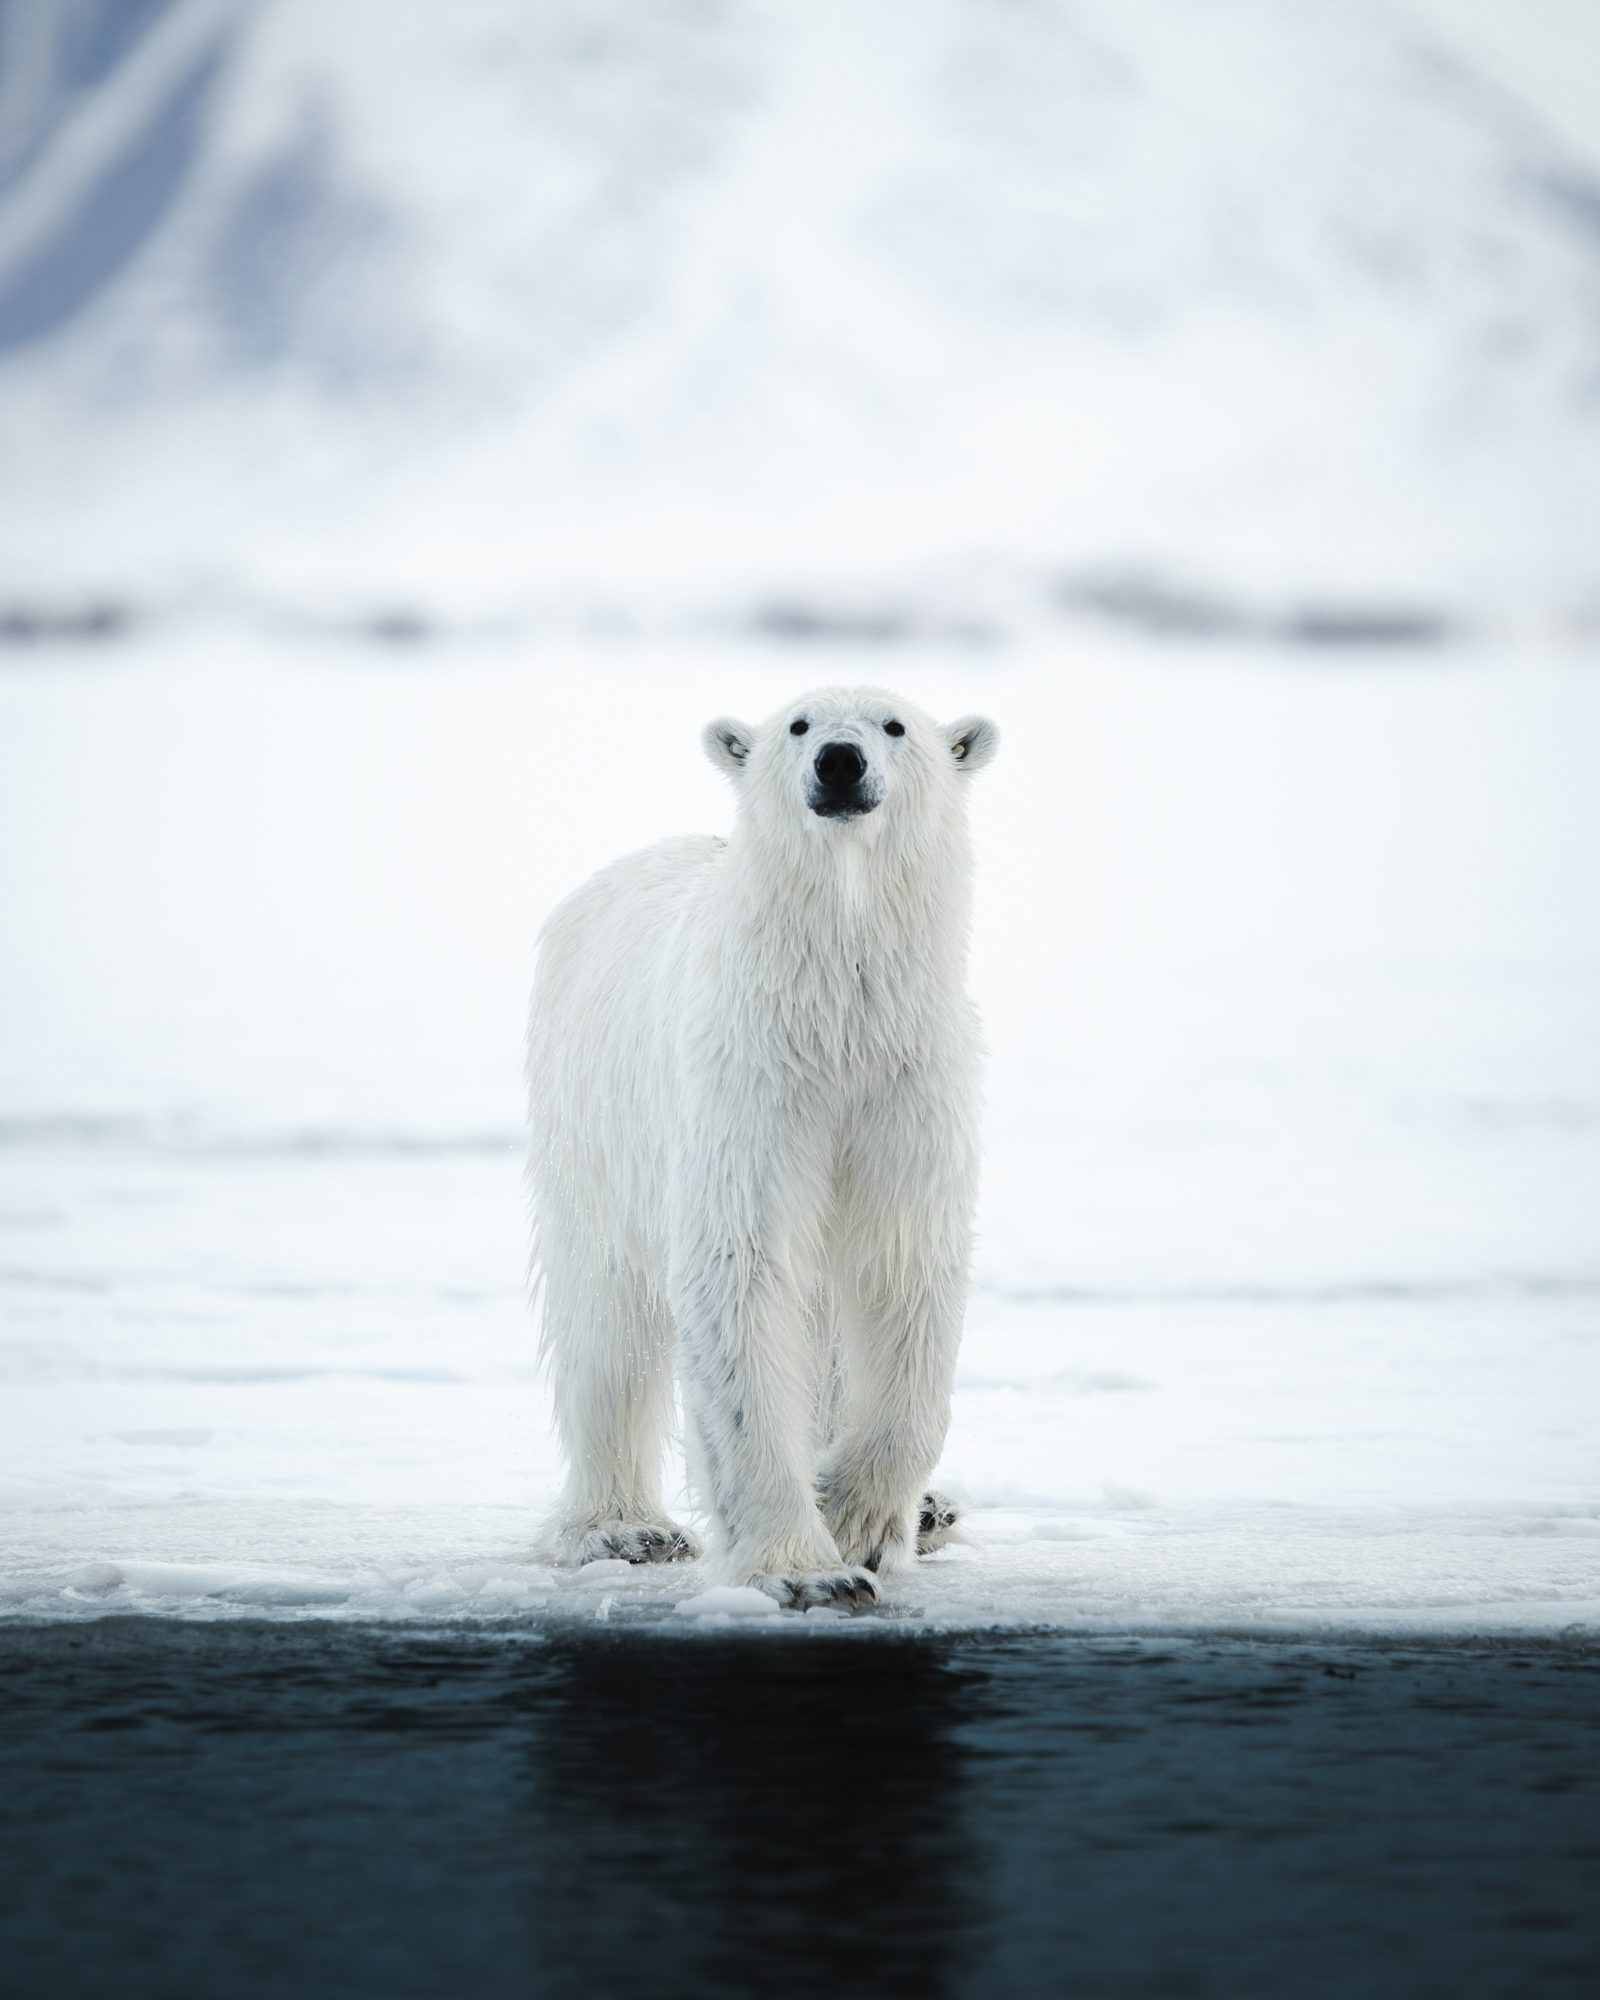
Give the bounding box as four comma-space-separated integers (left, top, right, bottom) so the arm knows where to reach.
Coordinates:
534, 833, 725, 1000
529, 834, 728, 1260
529, 833, 726, 1117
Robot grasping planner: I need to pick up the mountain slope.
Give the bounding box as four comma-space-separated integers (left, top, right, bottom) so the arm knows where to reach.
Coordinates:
1, 0, 1597, 622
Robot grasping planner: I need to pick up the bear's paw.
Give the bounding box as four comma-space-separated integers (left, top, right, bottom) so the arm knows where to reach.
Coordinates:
564, 1520, 702, 1567
750, 1566, 879, 1612
816, 1475, 916, 1575
916, 1490, 963, 1555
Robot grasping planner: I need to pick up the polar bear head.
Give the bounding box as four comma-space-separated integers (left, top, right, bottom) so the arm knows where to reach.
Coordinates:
702, 687, 998, 856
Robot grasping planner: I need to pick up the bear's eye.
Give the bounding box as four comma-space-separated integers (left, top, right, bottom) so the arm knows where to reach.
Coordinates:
789, 719, 809, 736
884, 720, 905, 737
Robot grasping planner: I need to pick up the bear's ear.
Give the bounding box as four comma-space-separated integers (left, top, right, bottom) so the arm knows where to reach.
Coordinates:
946, 716, 999, 773
702, 718, 755, 777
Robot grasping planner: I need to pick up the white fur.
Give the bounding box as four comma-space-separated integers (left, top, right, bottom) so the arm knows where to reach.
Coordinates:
526, 686, 998, 1607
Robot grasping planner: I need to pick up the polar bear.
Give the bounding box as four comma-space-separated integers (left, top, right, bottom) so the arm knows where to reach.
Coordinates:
527, 685, 998, 1607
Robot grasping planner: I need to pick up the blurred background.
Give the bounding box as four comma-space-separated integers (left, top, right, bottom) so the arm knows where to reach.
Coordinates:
1, 0, 1597, 1627
1, 0, 1599, 629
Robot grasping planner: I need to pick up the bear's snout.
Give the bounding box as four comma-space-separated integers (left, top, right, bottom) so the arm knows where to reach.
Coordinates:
810, 740, 875, 818
815, 741, 866, 789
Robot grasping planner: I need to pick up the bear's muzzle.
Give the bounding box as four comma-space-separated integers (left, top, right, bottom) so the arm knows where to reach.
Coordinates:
809, 740, 876, 818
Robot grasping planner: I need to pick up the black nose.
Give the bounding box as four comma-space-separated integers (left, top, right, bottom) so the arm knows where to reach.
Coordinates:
814, 741, 867, 792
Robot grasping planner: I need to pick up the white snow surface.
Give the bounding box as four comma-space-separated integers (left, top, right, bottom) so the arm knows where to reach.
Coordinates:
1, 629, 1597, 1635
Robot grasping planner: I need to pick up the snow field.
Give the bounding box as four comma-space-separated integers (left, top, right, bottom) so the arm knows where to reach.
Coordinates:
1, 630, 1597, 1632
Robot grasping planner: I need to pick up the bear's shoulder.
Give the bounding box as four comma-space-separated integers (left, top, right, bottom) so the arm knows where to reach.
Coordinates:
590, 832, 725, 892
541, 834, 725, 940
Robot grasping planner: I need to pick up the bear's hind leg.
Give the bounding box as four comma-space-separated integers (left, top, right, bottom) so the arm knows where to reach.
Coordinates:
917, 1490, 963, 1554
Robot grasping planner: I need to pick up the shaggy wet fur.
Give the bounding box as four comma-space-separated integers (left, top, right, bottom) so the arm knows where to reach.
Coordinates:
527, 687, 997, 1608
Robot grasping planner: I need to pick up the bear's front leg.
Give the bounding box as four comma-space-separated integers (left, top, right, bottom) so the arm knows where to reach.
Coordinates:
669, 1171, 879, 1611
816, 1253, 969, 1575
817, 1067, 975, 1572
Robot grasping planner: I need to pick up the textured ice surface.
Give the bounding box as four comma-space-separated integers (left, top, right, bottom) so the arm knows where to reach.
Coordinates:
1, 633, 1597, 1633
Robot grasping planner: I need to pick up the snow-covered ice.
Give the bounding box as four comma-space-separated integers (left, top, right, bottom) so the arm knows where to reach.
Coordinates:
1, 629, 1596, 1636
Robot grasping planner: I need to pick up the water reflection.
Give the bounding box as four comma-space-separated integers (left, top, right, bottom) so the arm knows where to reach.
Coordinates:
519, 1632, 983, 1997
4, 1622, 1596, 1999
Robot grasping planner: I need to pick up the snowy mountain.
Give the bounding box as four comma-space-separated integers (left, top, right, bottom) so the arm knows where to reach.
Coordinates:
1, 0, 1598, 630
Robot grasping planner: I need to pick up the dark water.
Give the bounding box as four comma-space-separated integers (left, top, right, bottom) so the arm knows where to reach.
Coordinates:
1, 1622, 1596, 2000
